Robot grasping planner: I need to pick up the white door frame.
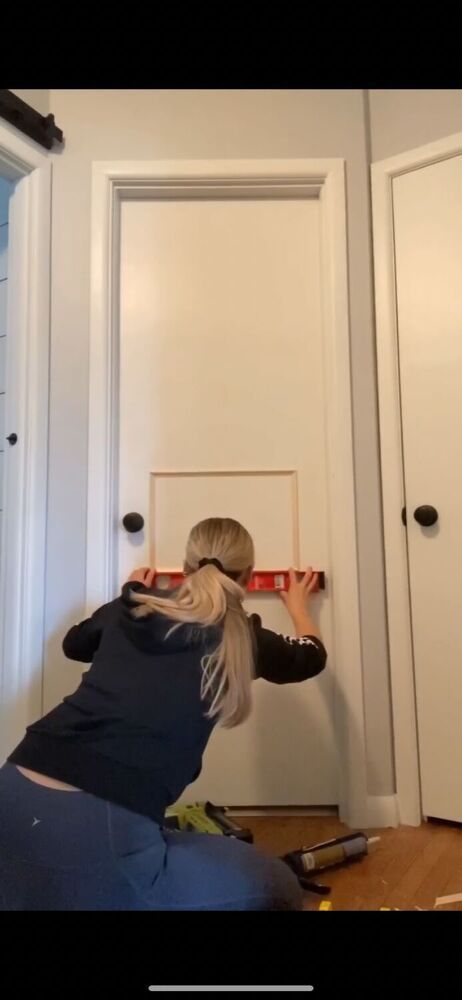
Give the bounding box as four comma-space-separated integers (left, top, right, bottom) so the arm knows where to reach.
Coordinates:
0, 120, 51, 761
371, 132, 462, 827
87, 158, 368, 826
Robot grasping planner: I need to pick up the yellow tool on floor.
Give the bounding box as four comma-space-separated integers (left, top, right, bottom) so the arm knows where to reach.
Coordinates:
163, 802, 254, 842
165, 803, 222, 835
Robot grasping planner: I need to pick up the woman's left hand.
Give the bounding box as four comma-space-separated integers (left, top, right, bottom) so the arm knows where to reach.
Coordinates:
126, 567, 156, 587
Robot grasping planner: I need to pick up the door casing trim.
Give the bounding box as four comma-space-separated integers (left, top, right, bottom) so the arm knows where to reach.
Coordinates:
87, 157, 366, 824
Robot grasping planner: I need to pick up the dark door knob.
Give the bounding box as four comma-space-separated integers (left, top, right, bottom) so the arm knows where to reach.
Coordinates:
122, 512, 144, 533
414, 505, 438, 527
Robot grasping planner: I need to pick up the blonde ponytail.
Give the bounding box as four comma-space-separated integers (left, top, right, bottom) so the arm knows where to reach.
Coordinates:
131, 518, 255, 728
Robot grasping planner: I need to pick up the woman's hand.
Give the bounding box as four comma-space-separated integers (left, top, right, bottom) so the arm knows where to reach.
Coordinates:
280, 567, 318, 616
126, 567, 156, 588
280, 567, 321, 639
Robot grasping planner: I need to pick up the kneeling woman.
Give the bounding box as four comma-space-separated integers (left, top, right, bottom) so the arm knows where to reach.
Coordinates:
0, 518, 326, 910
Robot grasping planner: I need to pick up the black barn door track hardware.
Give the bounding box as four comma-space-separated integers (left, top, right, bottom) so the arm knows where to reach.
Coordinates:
0, 90, 64, 151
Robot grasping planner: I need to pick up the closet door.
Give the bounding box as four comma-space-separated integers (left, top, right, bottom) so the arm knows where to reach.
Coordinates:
393, 154, 462, 821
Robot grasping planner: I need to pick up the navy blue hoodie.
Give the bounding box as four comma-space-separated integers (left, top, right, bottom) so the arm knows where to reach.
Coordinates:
8, 582, 327, 822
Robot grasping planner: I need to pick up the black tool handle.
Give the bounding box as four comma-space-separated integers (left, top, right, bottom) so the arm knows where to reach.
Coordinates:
204, 802, 253, 843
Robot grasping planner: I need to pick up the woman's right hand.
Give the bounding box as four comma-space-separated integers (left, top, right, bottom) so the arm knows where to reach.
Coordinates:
279, 567, 321, 639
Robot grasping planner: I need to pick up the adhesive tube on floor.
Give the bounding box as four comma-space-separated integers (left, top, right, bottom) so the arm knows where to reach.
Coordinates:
299, 834, 370, 874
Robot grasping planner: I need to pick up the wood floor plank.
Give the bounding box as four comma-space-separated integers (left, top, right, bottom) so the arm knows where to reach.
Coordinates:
233, 815, 462, 911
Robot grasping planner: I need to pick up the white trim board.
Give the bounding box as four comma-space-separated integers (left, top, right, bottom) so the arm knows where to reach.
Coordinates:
87, 157, 368, 827
371, 131, 462, 828
0, 120, 51, 762
227, 807, 338, 817
232, 798, 398, 827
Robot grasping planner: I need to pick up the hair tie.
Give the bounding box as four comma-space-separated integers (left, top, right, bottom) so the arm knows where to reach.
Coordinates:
198, 557, 224, 573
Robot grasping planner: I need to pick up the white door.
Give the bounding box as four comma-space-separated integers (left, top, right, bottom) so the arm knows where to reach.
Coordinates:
0, 177, 13, 759
0, 124, 51, 765
118, 195, 336, 806
0, 179, 13, 586
393, 154, 462, 822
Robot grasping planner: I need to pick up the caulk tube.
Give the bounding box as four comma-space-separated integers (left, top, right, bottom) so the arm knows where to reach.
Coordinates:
297, 833, 379, 874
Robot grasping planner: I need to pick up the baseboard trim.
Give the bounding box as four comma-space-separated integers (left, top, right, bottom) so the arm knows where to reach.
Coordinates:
231, 799, 400, 827
227, 806, 338, 818
176, 798, 399, 826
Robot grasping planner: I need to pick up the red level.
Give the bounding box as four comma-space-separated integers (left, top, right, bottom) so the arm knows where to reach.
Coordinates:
152, 569, 325, 593
248, 570, 325, 593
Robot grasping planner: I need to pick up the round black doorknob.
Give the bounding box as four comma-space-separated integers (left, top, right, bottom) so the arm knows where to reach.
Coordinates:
414, 505, 438, 527
6, 433, 17, 445
122, 512, 144, 533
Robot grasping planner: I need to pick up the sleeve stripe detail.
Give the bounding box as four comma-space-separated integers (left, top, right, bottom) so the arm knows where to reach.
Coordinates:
278, 635, 320, 647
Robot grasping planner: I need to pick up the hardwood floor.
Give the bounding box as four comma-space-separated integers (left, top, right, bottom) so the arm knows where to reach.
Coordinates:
233, 814, 462, 910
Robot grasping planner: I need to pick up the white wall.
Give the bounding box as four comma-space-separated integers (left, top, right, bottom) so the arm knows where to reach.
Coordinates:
46, 89, 394, 798
9, 90, 49, 117
369, 89, 462, 161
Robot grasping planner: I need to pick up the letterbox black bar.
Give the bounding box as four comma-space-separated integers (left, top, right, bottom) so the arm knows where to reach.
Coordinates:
0, 90, 63, 151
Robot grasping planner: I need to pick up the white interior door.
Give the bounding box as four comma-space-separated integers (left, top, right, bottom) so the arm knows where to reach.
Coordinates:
0, 179, 12, 572
118, 195, 337, 806
0, 179, 14, 587
393, 154, 462, 822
